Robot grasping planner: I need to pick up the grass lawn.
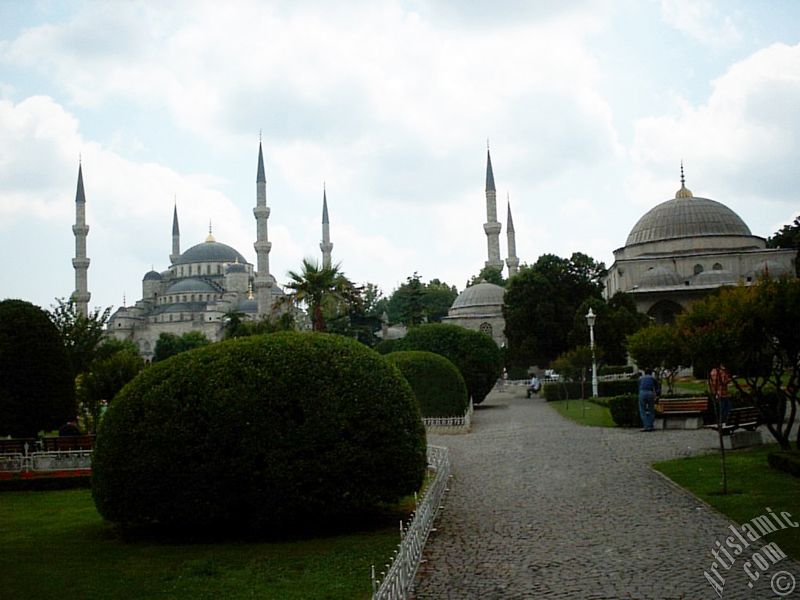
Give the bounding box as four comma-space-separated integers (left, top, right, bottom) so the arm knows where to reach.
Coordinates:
0, 488, 402, 599
653, 445, 800, 561
548, 398, 616, 427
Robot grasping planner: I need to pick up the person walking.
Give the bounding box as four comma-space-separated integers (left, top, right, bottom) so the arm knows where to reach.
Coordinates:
638, 369, 660, 431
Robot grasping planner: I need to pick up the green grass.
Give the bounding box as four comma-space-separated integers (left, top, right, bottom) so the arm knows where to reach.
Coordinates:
548, 398, 616, 427
0, 489, 402, 599
654, 445, 800, 560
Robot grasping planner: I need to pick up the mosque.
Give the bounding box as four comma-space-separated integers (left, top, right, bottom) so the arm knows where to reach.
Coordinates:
69, 142, 333, 360
68, 144, 795, 357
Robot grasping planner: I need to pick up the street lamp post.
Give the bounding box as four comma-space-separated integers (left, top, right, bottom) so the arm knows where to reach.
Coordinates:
586, 308, 598, 398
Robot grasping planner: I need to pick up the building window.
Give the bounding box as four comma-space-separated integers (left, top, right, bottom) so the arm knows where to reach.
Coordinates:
479, 322, 493, 337
713, 263, 723, 271
206, 264, 211, 275
217, 264, 222, 274
693, 264, 704, 275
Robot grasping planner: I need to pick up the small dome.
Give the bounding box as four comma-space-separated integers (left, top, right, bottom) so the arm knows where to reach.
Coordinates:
626, 195, 752, 247
638, 266, 682, 288
237, 298, 258, 313
693, 270, 737, 286
226, 262, 248, 274
143, 270, 162, 281
166, 278, 218, 294
174, 240, 247, 265
451, 282, 505, 310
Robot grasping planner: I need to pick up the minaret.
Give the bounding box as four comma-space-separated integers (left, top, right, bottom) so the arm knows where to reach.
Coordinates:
483, 146, 503, 271
71, 162, 91, 317
253, 139, 273, 316
320, 184, 333, 268
505, 195, 519, 277
170, 200, 180, 264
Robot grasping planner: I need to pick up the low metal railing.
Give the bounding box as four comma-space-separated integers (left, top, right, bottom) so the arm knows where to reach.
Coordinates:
422, 401, 472, 434
0, 440, 92, 475
371, 445, 452, 600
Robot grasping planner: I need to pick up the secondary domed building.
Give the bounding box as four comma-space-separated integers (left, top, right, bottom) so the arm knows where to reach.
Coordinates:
443, 281, 506, 346
604, 170, 796, 323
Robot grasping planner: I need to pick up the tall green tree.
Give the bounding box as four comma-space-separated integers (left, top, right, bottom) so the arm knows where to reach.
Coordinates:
153, 331, 211, 362
679, 278, 800, 451
626, 324, 689, 395
386, 274, 458, 325
285, 259, 361, 331
467, 266, 506, 287
505, 253, 605, 369
767, 215, 800, 276
48, 298, 112, 377
569, 294, 650, 366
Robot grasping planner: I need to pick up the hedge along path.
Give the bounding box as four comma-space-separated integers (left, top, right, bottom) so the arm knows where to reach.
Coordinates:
412, 390, 793, 599
385, 351, 469, 418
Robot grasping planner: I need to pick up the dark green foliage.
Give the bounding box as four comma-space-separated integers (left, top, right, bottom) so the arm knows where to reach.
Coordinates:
385, 351, 469, 417
92, 332, 427, 534
506, 365, 529, 379
467, 266, 505, 287
79, 349, 144, 433
542, 379, 638, 401
767, 215, 800, 276
599, 365, 634, 376
0, 299, 75, 437
48, 298, 112, 376
504, 253, 605, 369
608, 394, 641, 427
386, 274, 458, 325
768, 452, 800, 478
374, 338, 402, 355
393, 323, 502, 405
153, 331, 211, 361
569, 294, 650, 365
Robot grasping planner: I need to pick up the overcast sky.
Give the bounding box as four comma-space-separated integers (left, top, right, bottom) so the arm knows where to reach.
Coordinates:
1, 0, 798, 313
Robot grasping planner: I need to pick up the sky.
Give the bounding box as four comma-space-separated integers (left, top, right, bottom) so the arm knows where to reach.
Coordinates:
1, 0, 799, 314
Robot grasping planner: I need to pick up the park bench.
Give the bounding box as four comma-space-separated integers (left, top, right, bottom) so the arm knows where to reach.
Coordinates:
706, 406, 763, 449
0, 438, 37, 455
654, 397, 708, 429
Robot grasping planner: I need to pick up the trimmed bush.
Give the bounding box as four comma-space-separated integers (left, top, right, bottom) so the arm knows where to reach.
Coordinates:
92, 332, 427, 534
542, 379, 638, 401
768, 452, 800, 478
0, 299, 75, 437
385, 351, 469, 418
393, 323, 502, 405
599, 365, 634, 376
608, 394, 641, 427
374, 338, 402, 355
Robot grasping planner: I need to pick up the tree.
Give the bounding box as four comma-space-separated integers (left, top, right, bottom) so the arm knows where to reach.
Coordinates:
467, 266, 505, 287
767, 215, 800, 276
679, 278, 800, 451
552, 346, 596, 384
0, 299, 75, 437
386, 274, 458, 325
505, 253, 605, 369
153, 331, 211, 362
79, 349, 144, 433
285, 259, 361, 331
569, 294, 650, 366
48, 298, 112, 377
625, 324, 689, 395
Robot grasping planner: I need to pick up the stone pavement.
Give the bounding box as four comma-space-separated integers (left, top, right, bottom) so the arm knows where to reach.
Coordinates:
413, 388, 800, 599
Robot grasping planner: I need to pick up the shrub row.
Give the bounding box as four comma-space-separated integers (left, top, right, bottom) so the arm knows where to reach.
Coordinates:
608, 394, 641, 428
92, 332, 427, 534
542, 379, 638, 401
767, 452, 800, 478
598, 365, 634, 376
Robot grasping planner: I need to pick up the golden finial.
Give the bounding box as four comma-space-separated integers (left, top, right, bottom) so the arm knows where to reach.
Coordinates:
205, 220, 216, 242
247, 280, 254, 300
675, 160, 693, 198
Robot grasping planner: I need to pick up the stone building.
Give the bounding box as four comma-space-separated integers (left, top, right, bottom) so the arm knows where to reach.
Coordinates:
604, 168, 796, 323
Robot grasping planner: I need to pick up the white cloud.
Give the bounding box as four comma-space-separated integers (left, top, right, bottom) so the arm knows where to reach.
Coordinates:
660, 0, 741, 50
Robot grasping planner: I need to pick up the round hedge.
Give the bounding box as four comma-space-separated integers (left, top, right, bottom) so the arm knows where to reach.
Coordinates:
385, 351, 469, 418
0, 299, 75, 437
393, 323, 502, 405
91, 332, 427, 534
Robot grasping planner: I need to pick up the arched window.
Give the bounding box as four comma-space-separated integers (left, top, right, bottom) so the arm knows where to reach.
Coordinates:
693, 264, 704, 275
479, 322, 493, 337
713, 263, 723, 271
207, 264, 211, 275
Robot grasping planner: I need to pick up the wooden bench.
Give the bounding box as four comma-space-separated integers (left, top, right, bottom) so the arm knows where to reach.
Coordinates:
707, 406, 761, 435
654, 398, 708, 429
0, 438, 37, 455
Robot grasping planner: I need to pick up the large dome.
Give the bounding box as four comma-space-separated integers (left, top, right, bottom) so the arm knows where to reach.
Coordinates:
174, 240, 248, 265
626, 187, 751, 247
451, 282, 505, 310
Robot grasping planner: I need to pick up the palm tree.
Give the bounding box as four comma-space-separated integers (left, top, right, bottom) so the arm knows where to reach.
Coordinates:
285, 259, 361, 331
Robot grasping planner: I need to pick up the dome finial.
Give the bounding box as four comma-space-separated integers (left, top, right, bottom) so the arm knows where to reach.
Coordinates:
675, 160, 693, 198
205, 220, 216, 242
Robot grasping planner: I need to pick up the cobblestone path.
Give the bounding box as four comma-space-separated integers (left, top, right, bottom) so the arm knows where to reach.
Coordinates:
413, 388, 800, 599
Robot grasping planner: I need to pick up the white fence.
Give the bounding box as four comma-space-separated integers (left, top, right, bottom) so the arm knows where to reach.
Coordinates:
0, 441, 92, 476
422, 401, 473, 434
371, 445, 452, 600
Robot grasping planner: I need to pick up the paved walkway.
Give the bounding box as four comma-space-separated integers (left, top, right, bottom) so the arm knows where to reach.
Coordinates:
413, 388, 800, 599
